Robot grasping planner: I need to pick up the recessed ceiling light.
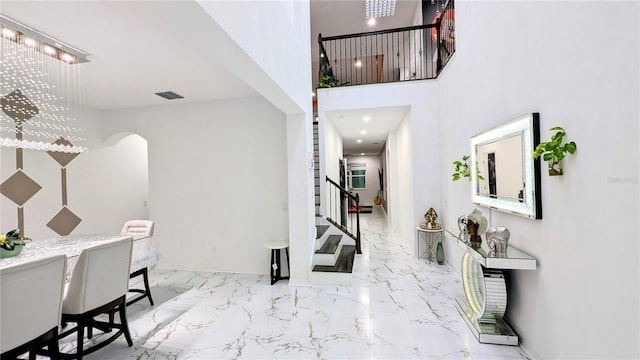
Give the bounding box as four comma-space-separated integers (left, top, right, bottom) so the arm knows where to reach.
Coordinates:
360, 130, 367, 135
368, 18, 376, 26
361, 153, 365, 155
357, 139, 363, 143
363, 116, 371, 122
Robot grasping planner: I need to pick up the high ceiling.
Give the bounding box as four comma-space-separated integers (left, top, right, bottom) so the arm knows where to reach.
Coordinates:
310, 0, 421, 59
312, 0, 421, 155
2, 0, 422, 153
1, 1, 258, 110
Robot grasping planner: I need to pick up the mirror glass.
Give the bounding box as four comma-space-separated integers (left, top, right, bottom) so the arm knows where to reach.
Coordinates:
470, 113, 542, 219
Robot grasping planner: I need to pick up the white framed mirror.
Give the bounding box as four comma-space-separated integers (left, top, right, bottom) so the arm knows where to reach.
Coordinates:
470, 113, 542, 219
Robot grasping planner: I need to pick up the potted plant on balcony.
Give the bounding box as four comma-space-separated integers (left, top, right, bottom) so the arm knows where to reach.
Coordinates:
318, 74, 338, 88
532, 126, 577, 176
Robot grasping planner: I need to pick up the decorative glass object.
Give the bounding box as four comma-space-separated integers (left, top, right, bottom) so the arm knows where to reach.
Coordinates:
0, 15, 89, 154
0, 244, 23, 258
486, 227, 510, 257
548, 159, 563, 176
457, 215, 468, 242
436, 241, 444, 265
467, 208, 487, 249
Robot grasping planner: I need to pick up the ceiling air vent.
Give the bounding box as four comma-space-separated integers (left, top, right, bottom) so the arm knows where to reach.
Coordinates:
155, 91, 184, 100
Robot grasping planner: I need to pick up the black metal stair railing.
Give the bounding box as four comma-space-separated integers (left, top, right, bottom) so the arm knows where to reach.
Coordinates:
325, 176, 361, 254
318, 0, 455, 87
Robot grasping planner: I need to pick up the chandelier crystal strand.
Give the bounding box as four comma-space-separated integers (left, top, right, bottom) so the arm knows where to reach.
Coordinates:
0, 19, 87, 153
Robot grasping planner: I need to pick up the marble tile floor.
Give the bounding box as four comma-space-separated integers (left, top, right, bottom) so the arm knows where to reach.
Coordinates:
56, 208, 531, 360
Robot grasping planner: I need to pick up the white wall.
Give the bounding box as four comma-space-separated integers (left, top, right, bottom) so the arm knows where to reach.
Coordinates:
438, 1, 639, 359
71, 134, 149, 234
196, 0, 312, 115
319, 115, 344, 216
378, 142, 388, 211
0, 108, 148, 239
385, 111, 417, 245
195, 0, 315, 285
386, 129, 400, 225
345, 155, 380, 206
102, 97, 290, 275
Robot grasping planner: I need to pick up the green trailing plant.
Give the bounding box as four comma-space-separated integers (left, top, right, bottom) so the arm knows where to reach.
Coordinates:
452, 155, 484, 182
532, 126, 577, 176
318, 74, 338, 88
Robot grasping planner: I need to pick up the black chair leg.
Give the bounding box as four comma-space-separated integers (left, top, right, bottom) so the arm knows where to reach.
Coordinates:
126, 267, 154, 307
285, 248, 290, 276
47, 328, 61, 360
118, 302, 133, 347
142, 268, 154, 306
76, 318, 85, 359
87, 318, 93, 339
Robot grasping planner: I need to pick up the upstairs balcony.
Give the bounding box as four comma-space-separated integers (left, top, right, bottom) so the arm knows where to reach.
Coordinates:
317, 0, 454, 88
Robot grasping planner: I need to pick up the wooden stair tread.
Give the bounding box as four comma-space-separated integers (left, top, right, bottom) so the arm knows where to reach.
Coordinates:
312, 245, 355, 273
315, 235, 341, 254
316, 225, 330, 239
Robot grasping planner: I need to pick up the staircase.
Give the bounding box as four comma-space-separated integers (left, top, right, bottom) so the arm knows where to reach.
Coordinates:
312, 219, 356, 285
312, 123, 357, 285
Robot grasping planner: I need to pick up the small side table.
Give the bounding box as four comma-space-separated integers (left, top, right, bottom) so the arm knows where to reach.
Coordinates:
416, 226, 443, 263
264, 241, 290, 285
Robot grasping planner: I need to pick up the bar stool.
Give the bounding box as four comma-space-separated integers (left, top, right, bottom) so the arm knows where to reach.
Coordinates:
264, 241, 289, 285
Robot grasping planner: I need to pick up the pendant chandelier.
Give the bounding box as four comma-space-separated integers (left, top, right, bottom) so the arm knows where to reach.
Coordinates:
0, 14, 89, 153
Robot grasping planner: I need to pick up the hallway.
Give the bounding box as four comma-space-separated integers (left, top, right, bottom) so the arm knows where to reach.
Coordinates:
77, 207, 530, 359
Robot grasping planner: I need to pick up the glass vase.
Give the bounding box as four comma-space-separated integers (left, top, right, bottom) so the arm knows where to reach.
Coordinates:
436, 241, 445, 265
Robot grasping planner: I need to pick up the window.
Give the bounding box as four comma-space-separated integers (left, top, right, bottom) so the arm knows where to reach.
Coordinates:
348, 163, 366, 190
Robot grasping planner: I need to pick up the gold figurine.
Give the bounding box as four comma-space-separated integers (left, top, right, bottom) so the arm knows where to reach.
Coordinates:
424, 207, 439, 229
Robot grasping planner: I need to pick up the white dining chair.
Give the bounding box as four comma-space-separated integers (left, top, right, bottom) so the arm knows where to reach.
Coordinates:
1, 254, 67, 360
58, 236, 133, 359
120, 220, 154, 238
120, 219, 156, 306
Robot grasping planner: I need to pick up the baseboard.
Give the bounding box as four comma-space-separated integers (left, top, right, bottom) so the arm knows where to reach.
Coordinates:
155, 264, 263, 275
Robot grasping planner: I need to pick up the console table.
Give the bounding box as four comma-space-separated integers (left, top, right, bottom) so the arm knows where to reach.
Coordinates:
444, 230, 536, 345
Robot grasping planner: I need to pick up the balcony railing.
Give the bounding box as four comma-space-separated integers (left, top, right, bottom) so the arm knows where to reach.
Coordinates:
318, 0, 455, 88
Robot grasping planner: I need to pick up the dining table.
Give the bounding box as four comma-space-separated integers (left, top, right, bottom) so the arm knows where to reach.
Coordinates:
0, 234, 160, 282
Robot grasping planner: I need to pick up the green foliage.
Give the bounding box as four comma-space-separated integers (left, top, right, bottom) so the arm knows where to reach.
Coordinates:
452, 155, 485, 182
318, 74, 338, 88
0, 228, 27, 250
532, 126, 577, 164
